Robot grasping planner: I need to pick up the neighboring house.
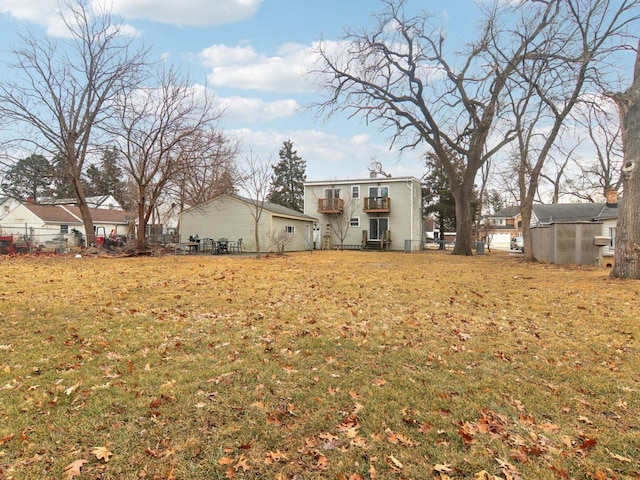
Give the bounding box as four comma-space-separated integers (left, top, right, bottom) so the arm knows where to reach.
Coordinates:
0, 197, 21, 220
486, 191, 620, 266
483, 206, 522, 248
39, 194, 123, 210
304, 175, 423, 251
179, 194, 318, 253
0, 202, 130, 247
592, 192, 621, 267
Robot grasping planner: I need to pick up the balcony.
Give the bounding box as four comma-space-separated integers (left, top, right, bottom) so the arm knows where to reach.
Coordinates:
317, 198, 344, 214
364, 196, 391, 213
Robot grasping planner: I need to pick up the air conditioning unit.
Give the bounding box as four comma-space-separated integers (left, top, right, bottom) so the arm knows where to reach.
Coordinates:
593, 236, 611, 246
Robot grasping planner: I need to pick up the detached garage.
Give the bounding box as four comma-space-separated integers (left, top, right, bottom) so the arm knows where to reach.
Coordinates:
179, 194, 317, 253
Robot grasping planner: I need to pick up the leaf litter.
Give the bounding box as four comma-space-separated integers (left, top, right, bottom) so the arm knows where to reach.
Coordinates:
0, 251, 639, 478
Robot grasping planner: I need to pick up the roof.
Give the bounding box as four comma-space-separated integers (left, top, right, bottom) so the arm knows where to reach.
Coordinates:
23, 203, 130, 224
304, 176, 420, 186
490, 202, 616, 224
486, 205, 521, 218
23, 204, 81, 224
39, 194, 122, 209
63, 206, 131, 223
532, 203, 605, 224
182, 194, 318, 222
593, 199, 622, 221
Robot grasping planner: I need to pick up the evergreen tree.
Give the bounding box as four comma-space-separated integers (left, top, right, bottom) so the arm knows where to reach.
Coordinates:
269, 140, 306, 212
422, 153, 457, 236
422, 150, 480, 244
0, 154, 55, 201
50, 154, 80, 199
84, 147, 129, 207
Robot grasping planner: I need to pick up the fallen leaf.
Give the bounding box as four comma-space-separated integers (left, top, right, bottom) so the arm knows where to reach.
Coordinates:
64, 383, 80, 395
264, 450, 288, 465
317, 455, 330, 470
387, 455, 403, 470
607, 450, 633, 463
63, 459, 87, 479
234, 454, 251, 472
92, 446, 113, 462
218, 456, 234, 465
434, 463, 452, 473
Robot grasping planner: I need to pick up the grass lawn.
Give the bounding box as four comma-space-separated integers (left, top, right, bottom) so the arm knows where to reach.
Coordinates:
1, 250, 639, 479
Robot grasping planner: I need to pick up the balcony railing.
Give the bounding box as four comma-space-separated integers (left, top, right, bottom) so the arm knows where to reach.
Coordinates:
317, 198, 344, 214
363, 196, 391, 213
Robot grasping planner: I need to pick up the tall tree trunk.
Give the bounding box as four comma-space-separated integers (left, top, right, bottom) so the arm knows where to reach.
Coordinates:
254, 218, 261, 259
452, 185, 473, 256
71, 170, 96, 246
611, 43, 640, 279
136, 195, 146, 251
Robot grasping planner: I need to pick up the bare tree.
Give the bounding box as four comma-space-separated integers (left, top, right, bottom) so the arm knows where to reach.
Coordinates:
326, 194, 360, 250
167, 129, 239, 222
503, 0, 638, 262
313, 0, 559, 255
0, 0, 149, 245
111, 66, 225, 250
237, 153, 273, 259
565, 99, 623, 202
610, 41, 640, 279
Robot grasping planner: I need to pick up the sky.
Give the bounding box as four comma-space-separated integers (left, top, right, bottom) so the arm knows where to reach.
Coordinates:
0, 0, 482, 183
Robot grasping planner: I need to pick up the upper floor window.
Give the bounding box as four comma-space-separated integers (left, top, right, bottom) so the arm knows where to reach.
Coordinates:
285, 225, 295, 234
60, 224, 69, 233
324, 188, 341, 199
368, 186, 388, 198
351, 186, 360, 199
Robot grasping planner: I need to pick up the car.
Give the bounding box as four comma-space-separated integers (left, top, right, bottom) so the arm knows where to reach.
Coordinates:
510, 236, 524, 251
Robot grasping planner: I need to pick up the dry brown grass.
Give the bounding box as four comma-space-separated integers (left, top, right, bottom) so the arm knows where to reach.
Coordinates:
0, 250, 639, 479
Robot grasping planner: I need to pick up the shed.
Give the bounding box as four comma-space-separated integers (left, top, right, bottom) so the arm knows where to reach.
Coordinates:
531, 222, 603, 265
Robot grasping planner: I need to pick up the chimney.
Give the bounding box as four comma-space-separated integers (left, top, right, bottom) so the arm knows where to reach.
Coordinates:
369, 171, 377, 179
605, 190, 618, 207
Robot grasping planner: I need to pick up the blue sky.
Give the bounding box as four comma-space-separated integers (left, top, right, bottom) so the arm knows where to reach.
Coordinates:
0, 0, 478, 182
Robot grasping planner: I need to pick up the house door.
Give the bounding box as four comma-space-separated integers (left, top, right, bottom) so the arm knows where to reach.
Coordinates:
369, 218, 389, 240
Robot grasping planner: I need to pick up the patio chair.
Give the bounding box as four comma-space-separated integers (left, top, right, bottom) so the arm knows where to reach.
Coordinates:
230, 238, 243, 254
217, 238, 229, 254
201, 238, 214, 253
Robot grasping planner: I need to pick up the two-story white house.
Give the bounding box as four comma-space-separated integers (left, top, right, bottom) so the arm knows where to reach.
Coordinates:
304, 175, 423, 252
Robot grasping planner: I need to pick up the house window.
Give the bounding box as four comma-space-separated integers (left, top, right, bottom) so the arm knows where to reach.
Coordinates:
60, 225, 69, 234
285, 226, 295, 234
368, 186, 388, 198
609, 227, 616, 248
3, 206, 8, 214
351, 186, 360, 199
324, 188, 341, 199
350, 217, 360, 227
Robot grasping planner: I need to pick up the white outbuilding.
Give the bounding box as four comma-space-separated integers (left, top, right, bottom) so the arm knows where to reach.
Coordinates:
179, 194, 318, 253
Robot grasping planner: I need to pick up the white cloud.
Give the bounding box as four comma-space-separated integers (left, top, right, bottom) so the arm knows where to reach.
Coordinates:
219, 96, 300, 122
104, 0, 262, 27
0, 0, 261, 33
0, 0, 141, 37
200, 42, 319, 93
231, 128, 425, 181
